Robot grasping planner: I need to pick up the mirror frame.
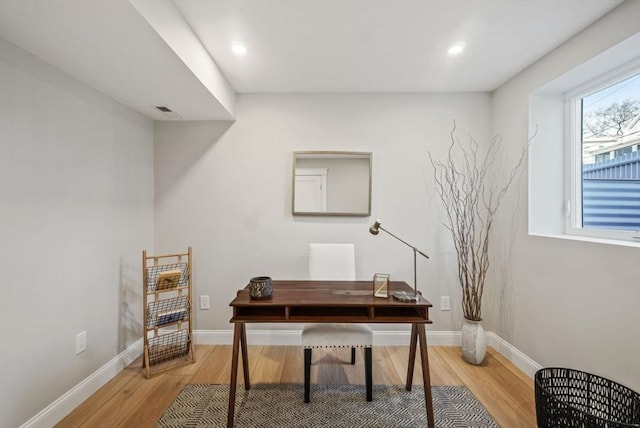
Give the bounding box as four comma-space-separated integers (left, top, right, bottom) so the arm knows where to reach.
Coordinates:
292, 151, 372, 217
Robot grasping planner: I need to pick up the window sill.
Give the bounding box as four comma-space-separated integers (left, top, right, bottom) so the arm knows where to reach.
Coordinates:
529, 232, 640, 249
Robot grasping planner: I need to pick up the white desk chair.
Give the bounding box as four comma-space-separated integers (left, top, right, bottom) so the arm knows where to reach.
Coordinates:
302, 243, 373, 403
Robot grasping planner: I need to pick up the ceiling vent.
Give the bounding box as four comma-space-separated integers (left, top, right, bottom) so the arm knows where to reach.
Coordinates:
155, 106, 182, 119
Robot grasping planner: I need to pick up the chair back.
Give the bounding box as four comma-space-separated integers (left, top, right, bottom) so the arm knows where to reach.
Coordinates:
308, 243, 356, 280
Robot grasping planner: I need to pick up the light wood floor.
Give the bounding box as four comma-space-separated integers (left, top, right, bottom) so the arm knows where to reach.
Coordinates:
56, 345, 536, 427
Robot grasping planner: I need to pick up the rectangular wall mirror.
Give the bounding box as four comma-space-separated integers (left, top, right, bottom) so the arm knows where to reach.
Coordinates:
292, 151, 372, 216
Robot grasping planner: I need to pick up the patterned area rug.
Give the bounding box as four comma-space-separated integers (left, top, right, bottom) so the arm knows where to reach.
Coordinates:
157, 384, 499, 427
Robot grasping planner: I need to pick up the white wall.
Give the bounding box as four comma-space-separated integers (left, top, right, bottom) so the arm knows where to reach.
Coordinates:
154, 93, 492, 333
0, 38, 154, 427
489, 0, 640, 391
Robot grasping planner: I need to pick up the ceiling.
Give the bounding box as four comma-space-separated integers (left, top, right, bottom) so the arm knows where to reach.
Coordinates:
0, 0, 626, 120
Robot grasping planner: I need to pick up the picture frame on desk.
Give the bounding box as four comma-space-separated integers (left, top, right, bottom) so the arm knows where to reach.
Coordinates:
373, 273, 390, 298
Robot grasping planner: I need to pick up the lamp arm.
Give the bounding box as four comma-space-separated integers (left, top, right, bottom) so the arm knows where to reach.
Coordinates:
378, 226, 430, 259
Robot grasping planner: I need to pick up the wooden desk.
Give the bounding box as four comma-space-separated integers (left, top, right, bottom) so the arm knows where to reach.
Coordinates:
227, 280, 434, 428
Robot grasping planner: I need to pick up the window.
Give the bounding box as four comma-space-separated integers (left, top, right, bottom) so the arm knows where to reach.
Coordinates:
615, 146, 633, 157
528, 33, 640, 246
567, 69, 640, 238
594, 152, 612, 163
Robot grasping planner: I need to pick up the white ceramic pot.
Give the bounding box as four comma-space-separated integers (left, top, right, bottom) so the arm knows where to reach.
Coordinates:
461, 318, 487, 365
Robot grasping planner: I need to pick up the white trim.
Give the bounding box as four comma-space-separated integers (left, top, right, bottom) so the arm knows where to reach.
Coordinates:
19, 339, 143, 428
24, 329, 542, 427
193, 329, 463, 347
530, 231, 640, 248
192, 329, 539, 376
372, 330, 462, 346
486, 332, 543, 378
194, 329, 303, 346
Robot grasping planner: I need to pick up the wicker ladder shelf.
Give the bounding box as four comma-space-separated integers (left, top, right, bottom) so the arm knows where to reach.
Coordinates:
142, 247, 195, 378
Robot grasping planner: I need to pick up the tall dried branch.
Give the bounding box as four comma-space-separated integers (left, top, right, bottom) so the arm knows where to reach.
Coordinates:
428, 122, 531, 321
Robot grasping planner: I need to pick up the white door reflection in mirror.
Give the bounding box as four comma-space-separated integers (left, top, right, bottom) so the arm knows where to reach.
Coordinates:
294, 168, 327, 212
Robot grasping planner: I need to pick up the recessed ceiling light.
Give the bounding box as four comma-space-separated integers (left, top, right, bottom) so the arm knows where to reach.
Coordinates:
448, 42, 465, 55
231, 42, 247, 56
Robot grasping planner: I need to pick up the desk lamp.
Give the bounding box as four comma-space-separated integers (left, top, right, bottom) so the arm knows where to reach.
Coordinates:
369, 219, 429, 302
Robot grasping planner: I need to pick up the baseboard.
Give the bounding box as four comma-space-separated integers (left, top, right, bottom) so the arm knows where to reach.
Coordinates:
486, 332, 543, 378
19, 339, 143, 428
193, 329, 540, 375
194, 329, 303, 346
26, 329, 540, 428
193, 329, 462, 346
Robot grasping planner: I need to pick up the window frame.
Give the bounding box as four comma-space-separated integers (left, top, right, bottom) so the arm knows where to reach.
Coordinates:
565, 62, 640, 242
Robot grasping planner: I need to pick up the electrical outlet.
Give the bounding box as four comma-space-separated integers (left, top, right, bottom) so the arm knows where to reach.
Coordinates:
75, 331, 87, 355
440, 296, 450, 311
200, 295, 210, 310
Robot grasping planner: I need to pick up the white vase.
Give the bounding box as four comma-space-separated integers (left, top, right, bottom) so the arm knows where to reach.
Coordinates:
461, 318, 487, 365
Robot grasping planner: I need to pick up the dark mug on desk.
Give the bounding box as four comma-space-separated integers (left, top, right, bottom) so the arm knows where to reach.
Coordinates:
249, 276, 273, 300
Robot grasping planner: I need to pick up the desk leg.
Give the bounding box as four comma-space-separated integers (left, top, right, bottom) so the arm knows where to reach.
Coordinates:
406, 323, 418, 391
240, 323, 251, 389
417, 323, 435, 428
227, 322, 242, 428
